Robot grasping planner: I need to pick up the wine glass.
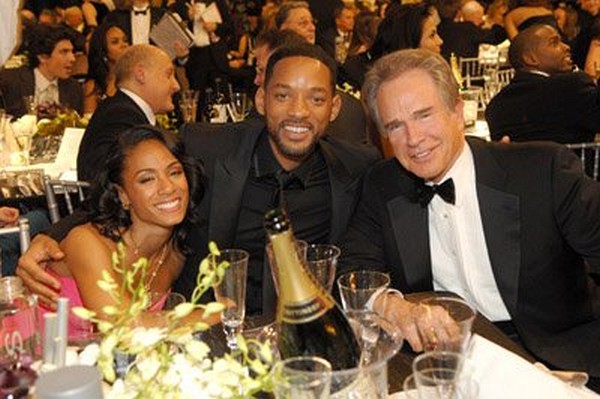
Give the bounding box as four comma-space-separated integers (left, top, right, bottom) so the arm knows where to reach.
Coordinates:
212, 249, 249, 351
273, 356, 332, 399
228, 92, 248, 122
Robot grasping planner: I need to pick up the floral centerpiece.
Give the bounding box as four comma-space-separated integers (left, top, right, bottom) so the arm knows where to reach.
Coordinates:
73, 242, 274, 398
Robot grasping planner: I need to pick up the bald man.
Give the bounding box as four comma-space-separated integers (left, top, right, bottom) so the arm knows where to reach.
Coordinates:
486, 24, 600, 144
77, 44, 180, 181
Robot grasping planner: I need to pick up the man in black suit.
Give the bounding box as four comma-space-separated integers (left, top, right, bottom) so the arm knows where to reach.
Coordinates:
340, 48, 600, 381
0, 24, 83, 118
485, 25, 600, 144
104, 0, 164, 45
17, 43, 379, 318
320, 5, 356, 64
77, 44, 180, 182
439, 0, 506, 59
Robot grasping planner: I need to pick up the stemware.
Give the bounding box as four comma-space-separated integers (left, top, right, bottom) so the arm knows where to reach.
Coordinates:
228, 92, 248, 122
212, 249, 249, 351
336, 270, 390, 313
273, 356, 332, 399
305, 244, 340, 293
419, 297, 476, 353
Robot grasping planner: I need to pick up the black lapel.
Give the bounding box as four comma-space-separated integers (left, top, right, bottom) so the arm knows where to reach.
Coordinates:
469, 138, 521, 314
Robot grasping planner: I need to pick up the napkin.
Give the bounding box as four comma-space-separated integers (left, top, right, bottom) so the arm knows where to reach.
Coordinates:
389, 334, 599, 399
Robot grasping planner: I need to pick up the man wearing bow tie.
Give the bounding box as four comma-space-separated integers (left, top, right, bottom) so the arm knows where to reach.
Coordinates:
339, 49, 600, 382
105, 0, 164, 45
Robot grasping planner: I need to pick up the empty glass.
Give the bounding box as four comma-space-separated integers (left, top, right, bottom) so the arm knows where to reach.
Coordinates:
412, 351, 476, 399
459, 88, 481, 130
273, 356, 332, 399
179, 90, 199, 123
212, 249, 249, 351
419, 297, 476, 353
305, 244, 340, 293
228, 92, 248, 122
337, 271, 390, 312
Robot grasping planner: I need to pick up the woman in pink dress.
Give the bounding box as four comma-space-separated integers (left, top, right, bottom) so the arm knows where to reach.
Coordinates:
40, 125, 205, 338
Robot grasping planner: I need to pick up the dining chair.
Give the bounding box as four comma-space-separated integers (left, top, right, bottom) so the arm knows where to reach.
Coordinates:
0, 218, 31, 255
43, 175, 90, 224
565, 142, 600, 180
459, 57, 499, 87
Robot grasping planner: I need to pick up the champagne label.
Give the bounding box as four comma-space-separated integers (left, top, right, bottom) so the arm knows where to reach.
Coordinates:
281, 296, 330, 324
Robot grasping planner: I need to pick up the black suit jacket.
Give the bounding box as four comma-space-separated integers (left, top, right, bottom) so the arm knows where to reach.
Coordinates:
0, 66, 83, 118
339, 137, 600, 376
77, 90, 149, 182
485, 71, 600, 143
439, 19, 506, 59
174, 119, 380, 302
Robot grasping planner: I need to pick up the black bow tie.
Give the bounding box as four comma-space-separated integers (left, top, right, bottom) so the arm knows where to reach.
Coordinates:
415, 178, 455, 207
133, 8, 148, 15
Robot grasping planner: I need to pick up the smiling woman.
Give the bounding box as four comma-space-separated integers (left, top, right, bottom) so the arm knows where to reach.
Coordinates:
39, 125, 205, 338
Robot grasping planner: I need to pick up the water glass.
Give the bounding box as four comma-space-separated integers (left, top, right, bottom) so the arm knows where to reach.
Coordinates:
412, 351, 476, 399
212, 249, 249, 350
305, 244, 340, 293
459, 88, 481, 130
337, 271, 390, 312
419, 297, 476, 353
273, 356, 332, 399
229, 92, 248, 122
179, 90, 199, 123
22, 96, 36, 116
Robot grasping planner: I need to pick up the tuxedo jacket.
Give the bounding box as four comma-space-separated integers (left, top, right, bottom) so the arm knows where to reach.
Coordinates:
439, 19, 506, 59
0, 66, 83, 118
104, 7, 165, 44
339, 137, 600, 376
174, 119, 380, 299
77, 90, 149, 182
485, 71, 600, 144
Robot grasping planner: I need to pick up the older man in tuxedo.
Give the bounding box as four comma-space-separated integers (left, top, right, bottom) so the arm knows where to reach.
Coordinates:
339, 48, 600, 383
77, 44, 180, 182
485, 24, 600, 144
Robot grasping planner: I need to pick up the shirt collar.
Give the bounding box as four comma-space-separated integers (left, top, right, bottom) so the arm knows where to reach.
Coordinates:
431, 141, 473, 208
252, 130, 322, 187
120, 88, 156, 125
525, 69, 550, 77
34, 67, 57, 93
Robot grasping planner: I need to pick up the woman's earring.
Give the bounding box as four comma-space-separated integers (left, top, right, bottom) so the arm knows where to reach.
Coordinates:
122, 202, 130, 211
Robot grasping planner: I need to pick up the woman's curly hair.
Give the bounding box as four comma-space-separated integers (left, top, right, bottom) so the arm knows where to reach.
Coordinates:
84, 125, 205, 256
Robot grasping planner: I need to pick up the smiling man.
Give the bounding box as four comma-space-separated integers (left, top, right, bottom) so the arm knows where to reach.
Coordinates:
485, 24, 600, 144
17, 43, 379, 317
338, 48, 600, 387
0, 24, 83, 118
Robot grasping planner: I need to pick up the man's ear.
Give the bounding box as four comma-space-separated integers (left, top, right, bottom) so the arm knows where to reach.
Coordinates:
37, 54, 49, 67
329, 93, 342, 122
255, 87, 266, 116
522, 50, 539, 68
132, 63, 146, 84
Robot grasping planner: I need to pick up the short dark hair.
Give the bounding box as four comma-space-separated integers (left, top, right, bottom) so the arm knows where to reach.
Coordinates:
255, 28, 307, 52
509, 24, 555, 70
27, 24, 74, 68
264, 42, 338, 92
87, 22, 127, 94
86, 125, 205, 256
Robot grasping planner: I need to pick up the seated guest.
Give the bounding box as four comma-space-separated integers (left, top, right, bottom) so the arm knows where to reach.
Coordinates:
340, 3, 443, 91
438, 0, 507, 60
346, 11, 380, 59
77, 44, 180, 182
0, 207, 50, 276
485, 24, 600, 143
39, 126, 203, 337
275, 1, 317, 44
339, 48, 600, 383
503, 0, 556, 39
320, 5, 356, 64
0, 24, 83, 118
83, 22, 129, 115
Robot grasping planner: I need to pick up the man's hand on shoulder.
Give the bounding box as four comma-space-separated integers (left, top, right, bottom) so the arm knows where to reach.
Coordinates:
16, 234, 64, 309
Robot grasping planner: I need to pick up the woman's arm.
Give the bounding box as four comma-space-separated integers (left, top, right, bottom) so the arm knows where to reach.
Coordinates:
503, 9, 519, 40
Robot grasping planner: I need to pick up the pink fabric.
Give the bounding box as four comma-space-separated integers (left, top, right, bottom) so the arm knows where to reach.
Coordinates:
38, 274, 93, 340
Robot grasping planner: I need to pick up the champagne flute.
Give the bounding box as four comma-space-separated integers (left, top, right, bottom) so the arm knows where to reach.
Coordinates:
212, 249, 249, 351
229, 92, 248, 122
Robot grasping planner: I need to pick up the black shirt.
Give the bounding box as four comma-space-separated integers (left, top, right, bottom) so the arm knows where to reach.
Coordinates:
234, 133, 331, 315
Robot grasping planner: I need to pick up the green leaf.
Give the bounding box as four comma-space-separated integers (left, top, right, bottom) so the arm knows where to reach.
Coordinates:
71, 306, 95, 320
202, 302, 225, 318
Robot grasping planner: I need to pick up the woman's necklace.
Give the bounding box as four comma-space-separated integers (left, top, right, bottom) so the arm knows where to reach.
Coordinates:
127, 232, 169, 291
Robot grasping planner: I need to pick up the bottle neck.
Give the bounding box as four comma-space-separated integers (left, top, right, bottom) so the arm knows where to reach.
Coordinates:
269, 229, 335, 323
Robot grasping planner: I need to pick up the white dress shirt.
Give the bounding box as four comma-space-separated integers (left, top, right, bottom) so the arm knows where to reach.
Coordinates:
120, 88, 155, 125
34, 68, 59, 105
131, 6, 151, 45
429, 143, 511, 321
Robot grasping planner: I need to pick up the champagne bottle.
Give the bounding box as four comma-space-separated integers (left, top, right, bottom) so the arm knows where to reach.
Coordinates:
264, 208, 361, 370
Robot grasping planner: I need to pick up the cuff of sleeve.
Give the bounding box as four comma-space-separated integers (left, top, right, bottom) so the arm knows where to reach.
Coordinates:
365, 288, 404, 311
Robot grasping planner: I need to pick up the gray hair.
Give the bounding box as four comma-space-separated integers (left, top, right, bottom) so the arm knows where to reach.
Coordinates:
114, 44, 161, 86
362, 49, 460, 135
275, 1, 310, 28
